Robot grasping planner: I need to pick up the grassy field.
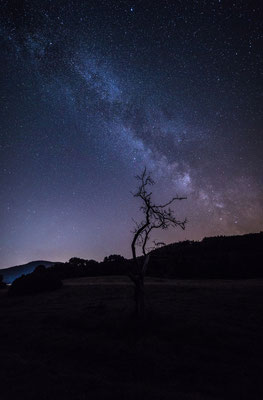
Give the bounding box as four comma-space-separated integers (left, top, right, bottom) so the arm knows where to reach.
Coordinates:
1, 276, 263, 399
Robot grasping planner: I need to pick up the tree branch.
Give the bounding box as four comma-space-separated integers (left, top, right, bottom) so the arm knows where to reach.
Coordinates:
130, 167, 187, 279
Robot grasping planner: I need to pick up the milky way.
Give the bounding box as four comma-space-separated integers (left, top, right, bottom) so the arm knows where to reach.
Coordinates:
0, 1, 262, 267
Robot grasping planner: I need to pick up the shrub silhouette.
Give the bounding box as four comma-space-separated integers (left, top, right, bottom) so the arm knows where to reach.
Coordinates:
0, 274, 6, 289
33, 264, 47, 274
8, 266, 62, 296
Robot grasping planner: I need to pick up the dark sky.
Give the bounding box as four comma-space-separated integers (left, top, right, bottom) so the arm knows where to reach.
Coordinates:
0, 0, 262, 268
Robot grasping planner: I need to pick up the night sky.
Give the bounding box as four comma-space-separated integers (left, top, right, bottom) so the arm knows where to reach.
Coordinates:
0, 0, 262, 268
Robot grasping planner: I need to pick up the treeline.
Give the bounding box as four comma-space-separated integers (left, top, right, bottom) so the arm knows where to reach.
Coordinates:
148, 232, 263, 279
7, 232, 263, 295
36, 232, 263, 281
7, 255, 131, 296
49, 254, 131, 279
8, 265, 62, 296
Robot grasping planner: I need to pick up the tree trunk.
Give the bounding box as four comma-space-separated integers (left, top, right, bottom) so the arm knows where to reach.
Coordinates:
134, 276, 144, 317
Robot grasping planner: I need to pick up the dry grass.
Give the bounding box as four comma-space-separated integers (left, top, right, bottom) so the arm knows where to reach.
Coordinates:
1, 277, 263, 399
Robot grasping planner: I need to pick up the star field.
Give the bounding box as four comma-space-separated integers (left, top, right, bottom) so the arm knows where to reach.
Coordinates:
0, 0, 262, 267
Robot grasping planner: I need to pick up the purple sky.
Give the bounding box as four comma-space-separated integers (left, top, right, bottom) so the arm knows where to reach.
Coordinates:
0, 1, 262, 268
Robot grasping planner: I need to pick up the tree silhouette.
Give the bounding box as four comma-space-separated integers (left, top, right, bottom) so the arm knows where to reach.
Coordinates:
128, 167, 187, 316
104, 254, 125, 263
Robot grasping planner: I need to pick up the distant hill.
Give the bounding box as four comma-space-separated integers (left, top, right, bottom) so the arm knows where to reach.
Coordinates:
0, 261, 58, 284
147, 232, 263, 279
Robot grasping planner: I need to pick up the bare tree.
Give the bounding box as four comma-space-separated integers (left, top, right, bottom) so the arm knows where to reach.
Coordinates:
128, 167, 187, 317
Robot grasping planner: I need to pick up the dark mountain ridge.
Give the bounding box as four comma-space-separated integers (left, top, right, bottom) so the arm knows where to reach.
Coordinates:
0, 261, 57, 284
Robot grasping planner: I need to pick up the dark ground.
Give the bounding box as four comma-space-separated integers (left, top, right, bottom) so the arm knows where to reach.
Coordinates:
1, 276, 263, 399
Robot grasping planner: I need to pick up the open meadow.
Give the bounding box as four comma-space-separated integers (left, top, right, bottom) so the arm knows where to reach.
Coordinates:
1, 277, 263, 399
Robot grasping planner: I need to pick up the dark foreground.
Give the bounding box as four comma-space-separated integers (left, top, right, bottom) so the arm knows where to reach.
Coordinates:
1, 277, 263, 399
